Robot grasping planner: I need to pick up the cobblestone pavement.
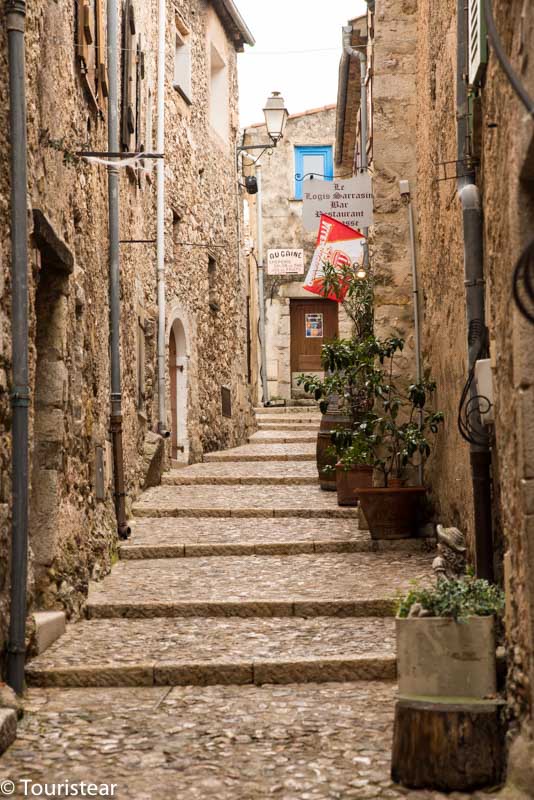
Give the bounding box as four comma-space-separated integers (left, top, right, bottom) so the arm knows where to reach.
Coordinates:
162, 461, 318, 484
26, 617, 396, 687
122, 517, 434, 558
133, 484, 361, 517
249, 431, 318, 444
204, 442, 316, 461
0, 684, 495, 799
86, 552, 431, 618
2, 409, 490, 798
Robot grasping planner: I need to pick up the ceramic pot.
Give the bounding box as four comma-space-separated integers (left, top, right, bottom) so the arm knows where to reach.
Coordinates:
357, 486, 426, 539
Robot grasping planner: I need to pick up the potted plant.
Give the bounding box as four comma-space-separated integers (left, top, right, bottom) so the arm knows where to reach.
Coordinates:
327, 426, 375, 506
391, 575, 506, 791
297, 270, 376, 490
395, 575, 505, 698
298, 332, 382, 491
356, 337, 444, 539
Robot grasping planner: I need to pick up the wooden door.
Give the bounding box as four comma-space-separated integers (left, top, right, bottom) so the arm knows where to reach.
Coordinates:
169, 328, 178, 459
290, 299, 339, 374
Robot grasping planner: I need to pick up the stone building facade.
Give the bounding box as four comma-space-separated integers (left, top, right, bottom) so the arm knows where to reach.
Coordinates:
0, 0, 254, 667
243, 106, 352, 403
338, 0, 534, 787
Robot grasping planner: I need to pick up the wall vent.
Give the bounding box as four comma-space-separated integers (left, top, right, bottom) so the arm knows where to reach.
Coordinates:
468, 0, 488, 86
221, 386, 232, 418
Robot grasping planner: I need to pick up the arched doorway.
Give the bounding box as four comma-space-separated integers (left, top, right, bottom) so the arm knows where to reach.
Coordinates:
169, 318, 188, 461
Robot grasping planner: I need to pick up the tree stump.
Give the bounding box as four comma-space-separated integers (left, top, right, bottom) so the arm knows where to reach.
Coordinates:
391, 697, 504, 792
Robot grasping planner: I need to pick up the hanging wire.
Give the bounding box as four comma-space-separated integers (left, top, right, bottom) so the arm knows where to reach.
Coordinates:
513, 239, 534, 324
484, 0, 534, 116
457, 324, 493, 447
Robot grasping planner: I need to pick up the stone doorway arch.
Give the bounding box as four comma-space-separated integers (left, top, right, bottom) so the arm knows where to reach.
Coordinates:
169, 317, 189, 461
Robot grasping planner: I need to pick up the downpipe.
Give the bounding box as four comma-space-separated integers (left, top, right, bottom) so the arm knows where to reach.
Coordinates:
457, 0, 493, 581
107, 0, 130, 540
255, 164, 269, 406
6, 0, 29, 695
156, 0, 168, 437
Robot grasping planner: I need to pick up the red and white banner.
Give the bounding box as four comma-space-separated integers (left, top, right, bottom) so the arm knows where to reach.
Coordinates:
303, 214, 366, 302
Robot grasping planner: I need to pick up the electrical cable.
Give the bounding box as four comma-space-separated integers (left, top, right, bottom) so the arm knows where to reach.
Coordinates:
484, 0, 534, 115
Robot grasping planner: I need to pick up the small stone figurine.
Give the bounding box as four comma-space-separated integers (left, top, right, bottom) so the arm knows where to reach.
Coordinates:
432, 524, 467, 581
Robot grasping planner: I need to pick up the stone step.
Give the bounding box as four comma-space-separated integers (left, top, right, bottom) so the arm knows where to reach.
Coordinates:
204, 443, 316, 462
254, 403, 318, 413
121, 517, 434, 560
257, 414, 322, 424
248, 431, 317, 444
86, 552, 432, 619
257, 422, 319, 431
161, 461, 317, 486
25, 617, 396, 688
2, 682, 402, 798
132, 484, 357, 519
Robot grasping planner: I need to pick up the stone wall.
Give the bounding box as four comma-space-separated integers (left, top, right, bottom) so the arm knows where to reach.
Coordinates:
0, 0, 254, 666
414, 0, 474, 535
415, 0, 534, 785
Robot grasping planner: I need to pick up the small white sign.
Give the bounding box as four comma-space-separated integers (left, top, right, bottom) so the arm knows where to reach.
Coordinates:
302, 175, 374, 232
266, 248, 305, 275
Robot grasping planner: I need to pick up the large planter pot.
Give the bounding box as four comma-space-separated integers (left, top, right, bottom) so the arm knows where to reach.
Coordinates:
335, 464, 374, 506
357, 486, 425, 539
316, 398, 351, 491
396, 615, 497, 699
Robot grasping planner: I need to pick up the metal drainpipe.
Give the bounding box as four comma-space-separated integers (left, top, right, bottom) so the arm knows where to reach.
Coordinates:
343, 26, 369, 264
457, 0, 494, 580
156, 0, 167, 436
255, 164, 269, 406
107, 0, 130, 540
6, 0, 29, 695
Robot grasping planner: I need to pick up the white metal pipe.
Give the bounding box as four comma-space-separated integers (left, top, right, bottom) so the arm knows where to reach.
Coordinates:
255, 164, 269, 405
405, 186, 423, 485
156, 0, 167, 432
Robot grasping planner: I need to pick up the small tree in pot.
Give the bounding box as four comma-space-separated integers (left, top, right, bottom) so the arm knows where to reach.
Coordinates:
328, 425, 376, 506
357, 337, 444, 539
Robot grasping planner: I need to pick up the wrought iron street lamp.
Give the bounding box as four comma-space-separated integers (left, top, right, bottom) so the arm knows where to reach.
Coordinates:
237, 92, 289, 160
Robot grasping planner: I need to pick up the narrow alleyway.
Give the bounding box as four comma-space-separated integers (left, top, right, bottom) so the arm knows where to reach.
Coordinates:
0, 409, 492, 798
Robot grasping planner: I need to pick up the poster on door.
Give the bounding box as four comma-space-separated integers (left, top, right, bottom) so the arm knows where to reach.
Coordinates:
305, 313, 324, 338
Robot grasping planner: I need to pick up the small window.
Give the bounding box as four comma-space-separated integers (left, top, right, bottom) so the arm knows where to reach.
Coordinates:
121, 0, 145, 155
208, 256, 220, 312
144, 87, 154, 175
174, 21, 192, 103
136, 311, 146, 412
209, 42, 229, 141
294, 146, 333, 200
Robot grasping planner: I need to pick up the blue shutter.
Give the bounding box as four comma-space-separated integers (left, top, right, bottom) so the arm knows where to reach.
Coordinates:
294, 146, 333, 200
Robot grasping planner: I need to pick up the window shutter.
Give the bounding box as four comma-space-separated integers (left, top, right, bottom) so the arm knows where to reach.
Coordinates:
95, 0, 107, 106
121, 0, 137, 150
468, 0, 488, 86
77, 0, 90, 63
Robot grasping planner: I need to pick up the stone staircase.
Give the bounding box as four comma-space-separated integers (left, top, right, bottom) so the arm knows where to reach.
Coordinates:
25, 404, 433, 690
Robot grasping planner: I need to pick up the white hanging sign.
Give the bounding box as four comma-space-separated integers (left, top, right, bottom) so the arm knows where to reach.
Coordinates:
266, 248, 305, 275
302, 174, 374, 232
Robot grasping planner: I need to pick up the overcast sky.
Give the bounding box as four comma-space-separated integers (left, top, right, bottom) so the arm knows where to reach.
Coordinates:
236, 0, 367, 127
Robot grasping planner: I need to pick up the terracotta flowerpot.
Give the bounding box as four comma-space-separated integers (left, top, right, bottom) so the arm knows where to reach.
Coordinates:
335, 463, 374, 506
357, 486, 426, 539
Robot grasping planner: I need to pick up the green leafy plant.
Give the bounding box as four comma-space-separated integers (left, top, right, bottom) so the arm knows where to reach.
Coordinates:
369, 337, 444, 486
297, 335, 384, 421
397, 577, 505, 620
319, 263, 374, 339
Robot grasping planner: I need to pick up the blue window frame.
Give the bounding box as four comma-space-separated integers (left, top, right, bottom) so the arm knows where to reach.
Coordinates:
294, 145, 333, 200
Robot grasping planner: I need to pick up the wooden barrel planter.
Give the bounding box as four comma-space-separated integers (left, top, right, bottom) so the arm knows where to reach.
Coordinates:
316, 397, 351, 491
